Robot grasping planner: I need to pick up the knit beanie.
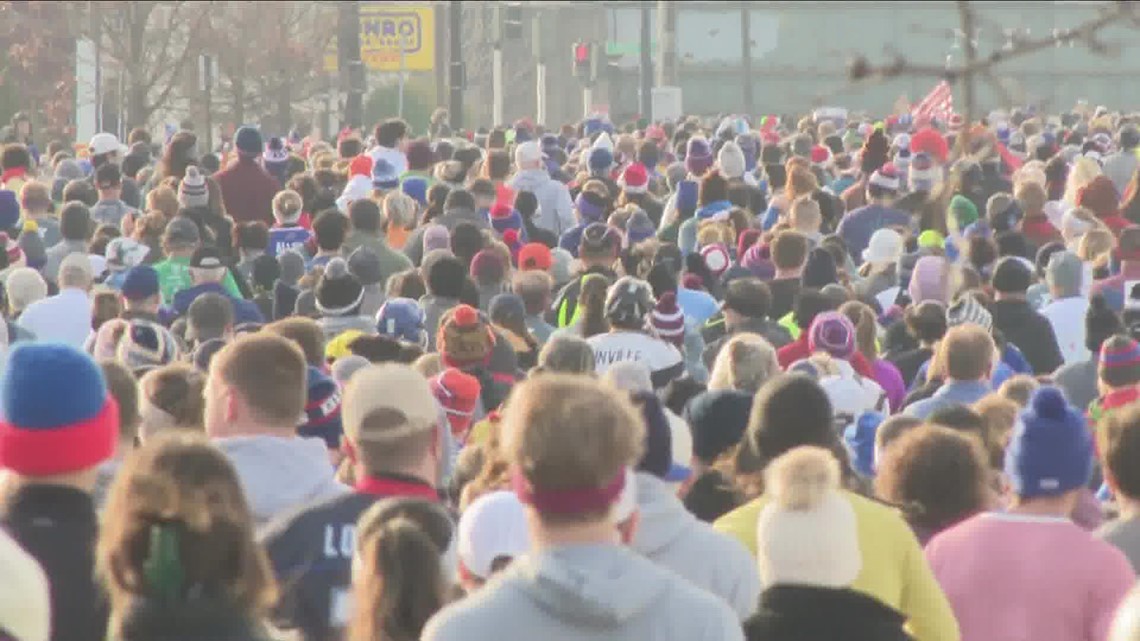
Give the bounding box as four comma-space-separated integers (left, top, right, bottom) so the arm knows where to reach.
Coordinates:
738, 228, 762, 260
0, 343, 118, 476
948, 194, 979, 233
576, 190, 607, 224
686, 137, 714, 175
649, 291, 685, 346
347, 247, 384, 286
1004, 387, 1092, 499
625, 210, 656, 248
315, 258, 365, 317
802, 247, 838, 289
470, 249, 506, 286
910, 127, 949, 164
717, 141, 747, 180
700, 243, 732, 279
620, 163, 649, 194
947, 294, 994, 332
438, 304, 495, 368
1099, 335, 1140, 388
490, 202, 526, 238
518, 242, 552, 272
423, 224, 451, 254
756, 446, 861, 588
907, 256, 950, 304
402, 176, 429, 207
301, 366, 343, 449
263, 136, 289, 169
375, 297, 428, 347
808, 311, 856, 360
908, 152, 941, 192
348, 154, 373, 178
588, 147, 615, 174
116, 319, 180, 374
178, 166, 209, 209
431, 367, 482, 439
683, 389, 753, 464
372, 158, 400, 190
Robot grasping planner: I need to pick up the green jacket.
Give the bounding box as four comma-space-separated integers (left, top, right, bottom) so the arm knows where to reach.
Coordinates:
154, 255, 242, 305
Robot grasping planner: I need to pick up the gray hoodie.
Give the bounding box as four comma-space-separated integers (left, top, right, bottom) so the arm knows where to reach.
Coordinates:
421, 294, 459, 352
214, 435, 348, 526
509, 169, 576, 237
632, 473, 760, 620
423, 543, 743, 641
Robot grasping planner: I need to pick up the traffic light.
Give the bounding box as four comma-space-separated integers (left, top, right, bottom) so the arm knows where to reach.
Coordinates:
573, 41, 590, 78
504, 3, 523, 39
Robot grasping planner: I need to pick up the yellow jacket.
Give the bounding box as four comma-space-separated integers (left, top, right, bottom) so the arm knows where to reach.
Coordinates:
714, 490, 960, 641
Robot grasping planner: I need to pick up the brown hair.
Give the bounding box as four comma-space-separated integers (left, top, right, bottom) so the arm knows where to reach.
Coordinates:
972, 394, 1019, 468
264, 317, 327, 367
939, 324, 995, 381
771, 230, 810, 270
998, 374, 1039, 407
97, 433, 277, 630
348, 500, 450, 641
786, 167, 819, 202
210, 334, 307, 425
1101, 403, 1140, 501
485, 150, 511, 181
91, 290, 124, 332
19, 180, 51, 212
874, 425, 990, 536
839, 300, 878, 360
139, 363, 206, 436
100, 361, 140, 443
500, 375, 645, 524
145, 186, 180, 221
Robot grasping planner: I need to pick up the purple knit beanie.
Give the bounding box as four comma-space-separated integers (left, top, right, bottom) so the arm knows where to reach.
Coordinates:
423, 224, 451, 254
808, 311, 857, 360
576, 191, 607, 223
686, 137, 714, 175
907, 255, 951, 304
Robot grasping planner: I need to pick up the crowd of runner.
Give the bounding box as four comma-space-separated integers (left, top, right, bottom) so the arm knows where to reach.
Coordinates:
5, 102, 1140, 640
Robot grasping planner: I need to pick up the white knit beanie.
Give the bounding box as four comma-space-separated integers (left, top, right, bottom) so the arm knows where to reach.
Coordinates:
717, 141, 747, 180
756, 446, 861, 588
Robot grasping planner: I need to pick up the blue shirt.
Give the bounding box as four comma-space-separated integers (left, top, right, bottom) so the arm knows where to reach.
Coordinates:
905, 380, 992, 419
267, 226, 312, 258
171, 282, 265, 326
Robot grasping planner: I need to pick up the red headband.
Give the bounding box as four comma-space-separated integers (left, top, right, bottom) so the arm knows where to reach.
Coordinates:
511, 468, 626, 515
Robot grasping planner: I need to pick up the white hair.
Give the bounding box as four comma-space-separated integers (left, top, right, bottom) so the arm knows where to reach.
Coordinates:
708, 333, 779, 394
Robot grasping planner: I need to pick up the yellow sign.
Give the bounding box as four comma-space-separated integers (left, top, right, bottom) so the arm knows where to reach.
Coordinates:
324, 4, 435, 73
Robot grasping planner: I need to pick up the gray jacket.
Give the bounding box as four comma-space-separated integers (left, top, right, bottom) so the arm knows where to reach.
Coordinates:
405, 207, 490, 266
509, 169, 576, 237
214, 435, 348, 527
632, 473, 760, 620
423, 543, 743, 641
421, 294, 459, 352
43, 239, 88, 284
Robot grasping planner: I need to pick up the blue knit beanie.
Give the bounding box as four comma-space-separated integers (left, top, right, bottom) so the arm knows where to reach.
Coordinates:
0, 343, 118, 476
301, 366, 343, 449
588, 147, 614, 174
402, 176, 429, 206
1005, 387, 1092, 499
372, 159, 400, 190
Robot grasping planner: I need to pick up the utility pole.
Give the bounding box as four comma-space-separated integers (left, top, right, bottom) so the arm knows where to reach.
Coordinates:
655, 0, 676, 87
491, 3, 504, 127
533, 10, 547, 126
337, 1, 363, 131
90, 0, 103, 133
448, 0, 464, 130
639, 3, 652, 121
741, 1, 753, 115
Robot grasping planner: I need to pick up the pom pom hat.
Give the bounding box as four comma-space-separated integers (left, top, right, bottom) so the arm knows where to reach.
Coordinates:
619, 163, 649, 194
438, 304, 496, 368
0, 343, 119, 476
1004, 387, 1092, 499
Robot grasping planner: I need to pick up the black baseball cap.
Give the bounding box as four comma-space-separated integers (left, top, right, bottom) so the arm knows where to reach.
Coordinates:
189, 246, 224, 269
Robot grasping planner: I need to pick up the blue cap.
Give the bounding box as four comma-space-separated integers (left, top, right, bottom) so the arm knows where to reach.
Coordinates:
372, 158, 399, 190
120, 265, 160, 301
375, 297, 427, 347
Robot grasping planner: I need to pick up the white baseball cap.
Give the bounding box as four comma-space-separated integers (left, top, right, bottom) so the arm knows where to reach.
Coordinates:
458, 490, 530, 580
89, 132, 128, 157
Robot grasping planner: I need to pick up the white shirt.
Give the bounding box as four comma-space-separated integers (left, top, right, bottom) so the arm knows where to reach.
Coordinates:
818, 360, 887, 431
18, 288, 92, 349
368, 145, 408, 176
1040, 296, 1091, 365
587, 330, 683, 383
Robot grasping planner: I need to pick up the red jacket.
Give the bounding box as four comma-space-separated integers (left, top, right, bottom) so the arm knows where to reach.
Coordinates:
1021, 214, 1061, 248
777, 333, 875, 377
213, 157, 278, 225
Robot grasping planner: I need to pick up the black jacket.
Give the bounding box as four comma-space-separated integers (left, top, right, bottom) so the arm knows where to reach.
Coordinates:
117, 597, 275, 641
260, 477, 446, 641
1, 484, 107, 641
744, 585, 912, 641
989, 299, 1064, 374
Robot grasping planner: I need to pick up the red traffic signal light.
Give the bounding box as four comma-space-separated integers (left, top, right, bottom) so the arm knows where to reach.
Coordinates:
574, 43, 590, 64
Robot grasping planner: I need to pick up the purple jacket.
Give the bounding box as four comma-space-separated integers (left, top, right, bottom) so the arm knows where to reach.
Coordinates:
871, 358, 906, 413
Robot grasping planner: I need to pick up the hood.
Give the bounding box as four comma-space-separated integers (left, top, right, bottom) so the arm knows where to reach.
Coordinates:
213, 435, 347, 524
631, 473, 694, 557
510, 169, 552, 191
514, 544, 668, 626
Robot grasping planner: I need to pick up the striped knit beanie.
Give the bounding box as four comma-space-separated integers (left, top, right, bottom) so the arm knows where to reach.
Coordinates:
947, 294, 994, 332
1099, 335, 1140, 389
808, 311, 856, 360
649, 291, 685, 346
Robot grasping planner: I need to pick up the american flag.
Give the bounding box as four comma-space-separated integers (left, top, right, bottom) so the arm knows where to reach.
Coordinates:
911, 81, 955, 122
